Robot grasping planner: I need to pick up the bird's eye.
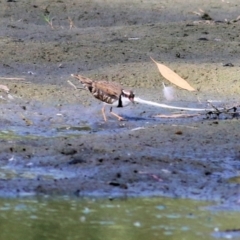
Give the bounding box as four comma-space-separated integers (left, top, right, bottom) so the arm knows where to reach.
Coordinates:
129, 92, 134, 98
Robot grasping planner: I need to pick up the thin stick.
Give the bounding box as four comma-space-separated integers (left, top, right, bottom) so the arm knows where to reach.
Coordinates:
207, 101, 220, 113
67, 80, 78, 90
68, 17, 75, 30
197, 96, 202, 104
0, 77, 25, 80
154, 113, 200, 118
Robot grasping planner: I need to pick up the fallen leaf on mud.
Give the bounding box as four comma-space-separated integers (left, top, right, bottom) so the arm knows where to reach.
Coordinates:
0, 85, 9, 92
150, 57, 196, 91
154, 113, 200, 118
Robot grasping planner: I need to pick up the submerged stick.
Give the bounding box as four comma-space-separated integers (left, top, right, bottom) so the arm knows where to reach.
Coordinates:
134, 97, 212, 111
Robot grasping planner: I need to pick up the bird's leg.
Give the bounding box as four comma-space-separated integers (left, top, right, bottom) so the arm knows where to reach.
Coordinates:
101, 105, 107, 122
110, 107, 125, 121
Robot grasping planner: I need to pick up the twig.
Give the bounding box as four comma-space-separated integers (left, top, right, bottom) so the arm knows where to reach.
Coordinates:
205, 101, 239, 118
230, 15, 240, 23
67, 80, 77, 90
197, 96, 202, 104
19, 113, 33, 126
139, 171, 163, 182
68, 17, 75, 30
154, 113, 200, 118
207, 101, 221, 113
0, 77, 25, 80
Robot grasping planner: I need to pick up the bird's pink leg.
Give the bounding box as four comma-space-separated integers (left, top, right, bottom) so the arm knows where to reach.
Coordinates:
101, 105, 107, 122
110, 107, 125, 121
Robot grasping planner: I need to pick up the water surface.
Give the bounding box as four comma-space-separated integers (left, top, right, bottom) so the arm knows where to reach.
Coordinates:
0, 197, 239, 240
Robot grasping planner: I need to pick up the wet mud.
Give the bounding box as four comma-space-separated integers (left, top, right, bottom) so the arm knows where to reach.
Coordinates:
0, 0, 240, 205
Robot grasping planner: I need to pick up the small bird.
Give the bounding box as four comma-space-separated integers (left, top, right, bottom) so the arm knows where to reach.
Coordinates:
71, 74, 135, 121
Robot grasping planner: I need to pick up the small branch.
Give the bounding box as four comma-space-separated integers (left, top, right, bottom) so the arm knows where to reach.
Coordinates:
205, 102, 240, 119
154, 113, 200, 118
0, 77, 25, 80
67, 80, 77, 90
207, 101, 221, 113
68, 17, 75, 30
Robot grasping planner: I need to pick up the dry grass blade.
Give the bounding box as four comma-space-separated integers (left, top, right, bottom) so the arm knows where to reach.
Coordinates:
67, 80, 77, 90
150, 57, 196, 91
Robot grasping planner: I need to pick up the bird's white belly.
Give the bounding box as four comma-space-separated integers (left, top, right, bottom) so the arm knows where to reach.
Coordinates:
121, 97, 132, 107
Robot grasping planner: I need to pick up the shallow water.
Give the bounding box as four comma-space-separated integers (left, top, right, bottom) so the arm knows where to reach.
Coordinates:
0, 196, 240, 240
0, 100, 217, 139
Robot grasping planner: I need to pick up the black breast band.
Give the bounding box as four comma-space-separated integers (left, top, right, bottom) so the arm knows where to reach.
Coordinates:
117, 95, 123, 107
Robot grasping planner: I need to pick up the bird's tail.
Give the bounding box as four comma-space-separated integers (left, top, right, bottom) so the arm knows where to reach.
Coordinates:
71, 74, 93, 90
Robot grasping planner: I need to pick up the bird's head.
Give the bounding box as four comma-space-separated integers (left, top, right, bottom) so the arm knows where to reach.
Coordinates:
122, 90, 135, 102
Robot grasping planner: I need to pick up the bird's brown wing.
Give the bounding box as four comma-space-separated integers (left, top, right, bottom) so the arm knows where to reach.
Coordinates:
71, 74, 93, 89
92, 81, 122, 104
94, 81, 122, 96
71, 74, 123, 104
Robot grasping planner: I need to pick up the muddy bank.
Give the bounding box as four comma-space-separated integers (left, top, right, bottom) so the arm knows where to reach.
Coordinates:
0, 114, 239, 202
0, 0, 240, 204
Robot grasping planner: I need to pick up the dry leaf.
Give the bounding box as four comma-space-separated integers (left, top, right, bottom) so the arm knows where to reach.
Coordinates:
150, 57, 196, 91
